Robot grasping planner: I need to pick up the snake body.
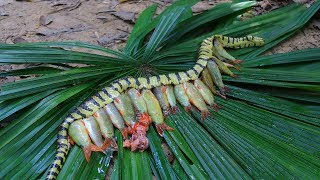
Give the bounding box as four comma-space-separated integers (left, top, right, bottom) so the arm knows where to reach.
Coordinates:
46, 35, 264, 179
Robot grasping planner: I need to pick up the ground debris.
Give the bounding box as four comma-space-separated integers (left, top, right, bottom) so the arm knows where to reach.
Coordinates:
0, 11, 9, 16
13, 36, 28, 43
117, 25, 131, 33
36, 24, 90, 36
49, 0, 82, 13
241, 0, 304, 18
148, 0, 168, 6
97, 32, 128, 46
162, 0, 172, 3
96, 15, 109, 22
39, 15, 53, 26
192, 1, 212, 13
111, 11, 135, 23
97, 0, 119, 11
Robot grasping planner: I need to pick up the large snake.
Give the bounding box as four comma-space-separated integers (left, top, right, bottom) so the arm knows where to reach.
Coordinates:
46, 35, 264, 179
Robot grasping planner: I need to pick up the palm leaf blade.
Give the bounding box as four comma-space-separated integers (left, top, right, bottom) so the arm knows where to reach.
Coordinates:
173, 108, 250, 178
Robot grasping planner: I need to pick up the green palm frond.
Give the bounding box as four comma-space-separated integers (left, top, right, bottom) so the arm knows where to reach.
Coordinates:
0, 0, 319, 179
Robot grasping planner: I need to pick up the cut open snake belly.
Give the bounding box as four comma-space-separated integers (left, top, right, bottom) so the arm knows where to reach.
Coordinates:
46, 34, 264, 180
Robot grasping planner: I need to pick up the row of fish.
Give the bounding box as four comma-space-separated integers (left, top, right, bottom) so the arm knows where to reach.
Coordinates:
68, 78, 220, 161
66, 35, 261, 160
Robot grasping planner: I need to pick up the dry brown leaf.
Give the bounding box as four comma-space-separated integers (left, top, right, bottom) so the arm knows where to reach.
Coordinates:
39, 15, 53, 26
36, 24, 89, 36
13, 37, 28, 43
96, 15, 109, 22
111, 11, 135, 23
49, 0, 82, 13
192, 1, 210, 13
97, 32, 127, 46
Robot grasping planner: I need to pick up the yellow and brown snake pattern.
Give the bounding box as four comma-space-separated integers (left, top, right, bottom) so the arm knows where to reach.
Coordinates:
46, 34, 264, 179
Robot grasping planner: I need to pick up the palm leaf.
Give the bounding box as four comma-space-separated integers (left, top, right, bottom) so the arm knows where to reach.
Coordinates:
0, 0, 319, 179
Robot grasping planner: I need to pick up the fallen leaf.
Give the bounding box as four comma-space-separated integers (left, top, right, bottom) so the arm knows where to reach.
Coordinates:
8, 76, 18, 81
96, 15, 109, 22
192, 1, 210, 13
97, 32, 127, 46
50, 0, 71, 6
0, 65, 12, 71
0, 12, 9, 16
110, 0, 120, 9
36, 24, 90, 36
49, 0, 82, 13
97, 9, 116, 13
39, 15, 53, 26
160, 0, 172, 3
148, 0, 167, 6
13, 37, 28, 43
111, 11, 135, 23
117, 25, 130, 33
36, 26, 60, 36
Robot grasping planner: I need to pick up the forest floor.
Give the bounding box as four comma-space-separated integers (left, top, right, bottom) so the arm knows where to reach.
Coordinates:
0, 0, 319, 85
